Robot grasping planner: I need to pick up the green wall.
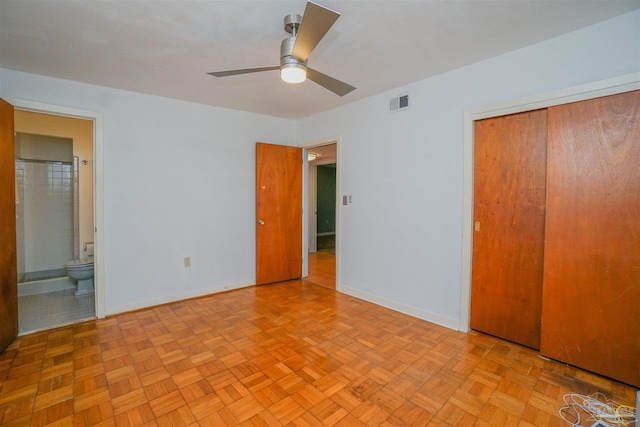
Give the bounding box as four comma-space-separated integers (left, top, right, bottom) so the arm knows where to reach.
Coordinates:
317, 164, 336, 234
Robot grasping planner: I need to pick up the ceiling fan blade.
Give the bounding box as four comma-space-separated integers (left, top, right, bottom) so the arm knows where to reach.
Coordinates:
307, 68, 355, 97
292, 1, 340, 62
208, 66, 279, 77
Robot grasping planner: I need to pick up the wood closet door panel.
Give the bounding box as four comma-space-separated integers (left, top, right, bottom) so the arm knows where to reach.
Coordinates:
471, 109, 547, 349
541, 90, 640, 387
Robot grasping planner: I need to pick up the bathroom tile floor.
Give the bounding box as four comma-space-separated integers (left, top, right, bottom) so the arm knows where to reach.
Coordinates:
18, 289, 95, 335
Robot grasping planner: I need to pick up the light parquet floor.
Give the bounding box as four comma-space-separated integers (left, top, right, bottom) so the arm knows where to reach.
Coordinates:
307, 249, 335, 290
0, 279, 637, 426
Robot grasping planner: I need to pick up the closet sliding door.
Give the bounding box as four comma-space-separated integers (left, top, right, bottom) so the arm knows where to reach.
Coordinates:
541, 90, 640, 387
471, 109, 547, 349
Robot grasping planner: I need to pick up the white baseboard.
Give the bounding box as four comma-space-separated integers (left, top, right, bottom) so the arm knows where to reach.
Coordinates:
105, 280, 255, 316
338, 284, 460, 331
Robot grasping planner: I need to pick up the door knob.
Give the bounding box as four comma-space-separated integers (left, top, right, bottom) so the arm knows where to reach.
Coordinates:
258, 219, 265, 226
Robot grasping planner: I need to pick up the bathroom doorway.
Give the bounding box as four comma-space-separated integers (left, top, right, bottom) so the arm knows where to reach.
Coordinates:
14, 111, 95, 334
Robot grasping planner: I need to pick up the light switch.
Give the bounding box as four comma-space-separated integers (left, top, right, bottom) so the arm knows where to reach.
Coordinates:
342, 195, 348, 205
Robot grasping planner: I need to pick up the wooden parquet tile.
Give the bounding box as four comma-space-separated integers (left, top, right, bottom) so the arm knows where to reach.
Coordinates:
307, 251, 335, 289
1, 279, 637, 426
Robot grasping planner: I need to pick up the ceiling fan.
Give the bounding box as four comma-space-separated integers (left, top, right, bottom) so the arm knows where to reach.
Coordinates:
208, 1, 356, 97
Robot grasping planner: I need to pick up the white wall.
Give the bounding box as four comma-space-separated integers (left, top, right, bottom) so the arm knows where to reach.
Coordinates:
0, 70, 296, 314
297, 10, 640, 329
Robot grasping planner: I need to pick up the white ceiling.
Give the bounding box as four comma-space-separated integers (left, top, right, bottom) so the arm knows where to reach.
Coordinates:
1, 0, 638, 119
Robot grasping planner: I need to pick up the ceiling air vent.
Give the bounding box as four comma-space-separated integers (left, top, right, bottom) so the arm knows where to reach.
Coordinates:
389, 94, 409, 112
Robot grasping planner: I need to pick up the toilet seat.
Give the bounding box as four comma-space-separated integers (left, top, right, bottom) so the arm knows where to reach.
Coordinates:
64, 258, 94, 268
64, 257, 95, 295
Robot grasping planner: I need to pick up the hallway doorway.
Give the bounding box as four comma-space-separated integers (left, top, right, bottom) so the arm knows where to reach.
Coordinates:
307, 143, 337, 289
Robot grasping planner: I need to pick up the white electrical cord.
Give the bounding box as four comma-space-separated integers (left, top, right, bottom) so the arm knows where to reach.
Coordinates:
558, 393, 637, 427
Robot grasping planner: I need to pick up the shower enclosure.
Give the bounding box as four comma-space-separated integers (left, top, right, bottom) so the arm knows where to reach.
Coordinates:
15, 133, 80, 294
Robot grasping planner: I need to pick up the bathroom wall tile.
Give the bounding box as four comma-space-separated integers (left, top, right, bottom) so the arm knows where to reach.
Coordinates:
20, 160, 76, 274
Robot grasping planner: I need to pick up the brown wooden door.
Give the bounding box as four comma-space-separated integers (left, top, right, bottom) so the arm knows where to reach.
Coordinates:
471, 109, 548, 349
256, 142, 302, 285
0, 98, 18, 352
541, 90, 640, 387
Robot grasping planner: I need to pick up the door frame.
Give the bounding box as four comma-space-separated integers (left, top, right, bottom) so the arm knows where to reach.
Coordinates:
7, 98, 106, 319
459, 72, 640, 332
301, 137, 340, 288
308, 161, 317, 254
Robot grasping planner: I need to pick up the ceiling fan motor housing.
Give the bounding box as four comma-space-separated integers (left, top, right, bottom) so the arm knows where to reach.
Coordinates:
281, 14, 306, 70
280, 36, 307, 69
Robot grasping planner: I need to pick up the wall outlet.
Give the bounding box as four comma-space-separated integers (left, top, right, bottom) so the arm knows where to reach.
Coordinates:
184, 257, 191, 267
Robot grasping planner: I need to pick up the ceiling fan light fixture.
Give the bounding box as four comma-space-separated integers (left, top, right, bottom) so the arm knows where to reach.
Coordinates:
208, 2, 355, 96
281, 62, 307, 84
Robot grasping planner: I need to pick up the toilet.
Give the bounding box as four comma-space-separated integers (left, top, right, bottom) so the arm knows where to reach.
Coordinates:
64, 257, 94, 295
